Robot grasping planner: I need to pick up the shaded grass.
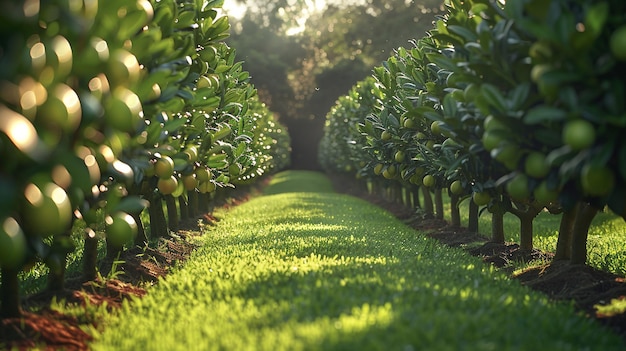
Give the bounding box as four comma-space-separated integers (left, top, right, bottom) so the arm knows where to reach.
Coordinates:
91, 172, 623, 350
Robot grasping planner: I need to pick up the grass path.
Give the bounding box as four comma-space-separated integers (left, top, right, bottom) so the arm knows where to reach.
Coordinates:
91, 171, 624, 350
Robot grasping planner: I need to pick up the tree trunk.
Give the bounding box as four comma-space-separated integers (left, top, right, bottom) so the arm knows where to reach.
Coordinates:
188, 190, 199, 217
421, 185, 434, 218
133, 211, 147, 247
199, 192, 211, 214
179, 195, 189, 221
519, 214, 534, 251
434, 188, 444, 220
412, 188, 421, 209
82, 232, 99, 282
509, 203, 543, 251
570, 202, 599, 265
554, 204, 579, 261
1, 267, 21, 318
47, 230, 71, 292
490, 207, 505, 244
450, 193, 461, 227
106, 241, 122, 260
149, 195, 168, 238
165, 195, 179, 231
468, 200, 479, 232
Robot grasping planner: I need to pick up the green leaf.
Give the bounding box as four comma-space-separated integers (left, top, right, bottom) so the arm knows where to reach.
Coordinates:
523, 106, 567, 124
446, 25, 478, 42
164, 117, 188, 133
585, 2, 609, 36
112, 197, 149, 214
480, 84, 507, 113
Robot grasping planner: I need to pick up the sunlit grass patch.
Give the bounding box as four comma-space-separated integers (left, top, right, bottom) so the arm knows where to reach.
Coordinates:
92, 172, 624, 350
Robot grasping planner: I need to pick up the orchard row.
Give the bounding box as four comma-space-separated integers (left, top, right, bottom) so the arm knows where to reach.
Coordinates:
320, 0, 626, 266
0, 0, 290, 318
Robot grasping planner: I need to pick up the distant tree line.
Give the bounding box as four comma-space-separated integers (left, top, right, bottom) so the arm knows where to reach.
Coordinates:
227, 0, 444, 169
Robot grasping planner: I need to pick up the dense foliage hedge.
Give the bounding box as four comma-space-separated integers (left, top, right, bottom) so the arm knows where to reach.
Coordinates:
319, 0, 626, 266
0, 0, 290, 318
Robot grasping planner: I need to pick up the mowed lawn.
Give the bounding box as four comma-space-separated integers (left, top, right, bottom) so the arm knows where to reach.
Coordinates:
91, 171, 624, 351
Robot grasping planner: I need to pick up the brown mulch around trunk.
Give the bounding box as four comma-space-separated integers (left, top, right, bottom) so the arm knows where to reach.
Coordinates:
327, 173, 626, 343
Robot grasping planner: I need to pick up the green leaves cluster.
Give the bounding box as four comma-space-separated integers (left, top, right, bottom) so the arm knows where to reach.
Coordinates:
0, 0, 290, 318
320, 0, 626, 263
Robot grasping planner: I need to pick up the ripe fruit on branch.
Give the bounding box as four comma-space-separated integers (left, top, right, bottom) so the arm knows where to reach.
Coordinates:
21, 181, 73, 237
472, 191, 491, 206
533, 181, 559, 206
423, 174, 435, 187
394, 150, 405, 163
581, 164, 615, 197
195, 167, 212, 182
154, 155, 175, 179
506, 174, 530, 202
182, 174, 199, 191
105, 212, 137, 248
157, 176, 178, 195
449, 180, 463, 195
524, 152, 550, 179
562, 119, 595, 151
0, 217, 27, 269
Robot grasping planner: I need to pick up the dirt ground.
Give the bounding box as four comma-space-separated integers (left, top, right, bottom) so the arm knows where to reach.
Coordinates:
1, 174, 625, 349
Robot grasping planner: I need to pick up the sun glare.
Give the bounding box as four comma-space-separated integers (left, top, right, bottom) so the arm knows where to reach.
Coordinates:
221, 2, 247, 20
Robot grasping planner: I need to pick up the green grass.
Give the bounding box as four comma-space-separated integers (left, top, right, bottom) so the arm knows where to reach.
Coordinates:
90, 171, 624, 350
435, 194, 626, 275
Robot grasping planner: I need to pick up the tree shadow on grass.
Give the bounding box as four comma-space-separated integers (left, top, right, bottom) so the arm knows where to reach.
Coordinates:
205, 223, 625, 351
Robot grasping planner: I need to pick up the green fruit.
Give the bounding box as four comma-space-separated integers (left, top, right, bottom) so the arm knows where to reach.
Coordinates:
562, 120, 595, 150
430, 121, 442, 135
529, 41, 553, 62
195, 167, 212, 182
105, 212, 137, 248
524, 152, 550, 179
105, 87, 143, 133
157, 176, 178, 195
21, 181, 73, 237
506, 174, 530, 201
0, 217, 27, 269
154, 155, 175, 179
472, 191, 491, 206
533, 181, 559, 206
481, 130, 503, 151
37, 84, 82, 132
182, 174, 198, 191
107, 49, 140, 86
531, 64, 552, 83
483, 115, 507, 132
381, 130, 392, 141
610, 25, 626, 61
394, 150, 405, 163
198, 181, 216, 194
492, 143, 521, 166
450, 180, 463, 195
382, 165, 397, 179
373, 163, 384, 175
581, 165, 615, 197
409, 174, 422, 185
403, 118, 416, 129
423, 174, 436, 187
